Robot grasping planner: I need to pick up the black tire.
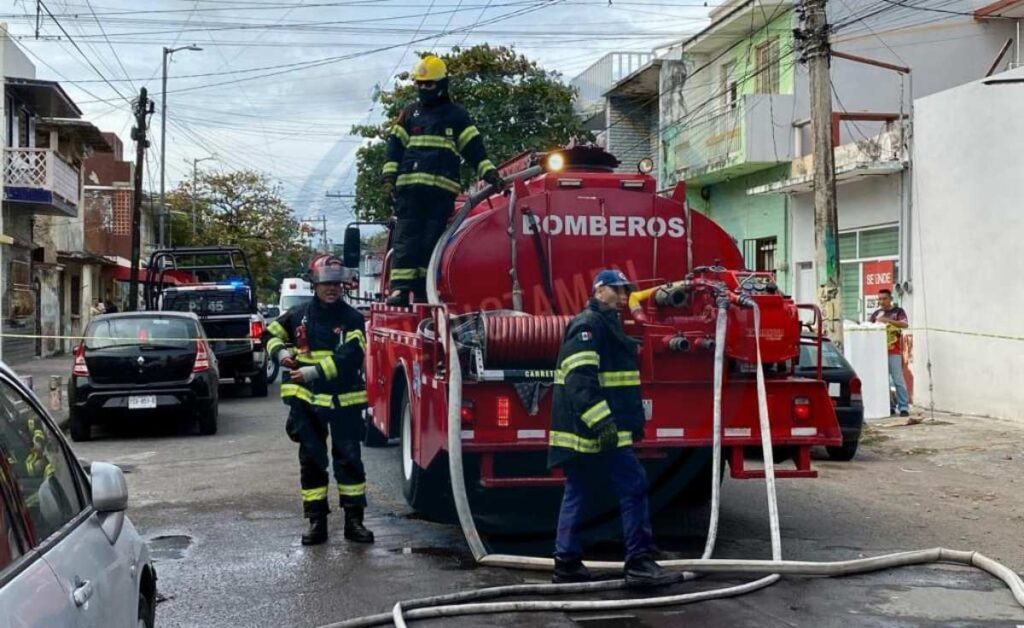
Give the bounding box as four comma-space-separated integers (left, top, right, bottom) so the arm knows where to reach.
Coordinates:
653, 451, 716, 543
197, 401, 219, 435
398, 388, 448, 516
251, 366, 269, 398
137, 590, 155, 628
69, 407, 92, 442
364, 409, 389, 447
265, 356, 280, 384
827, 432, 861, 461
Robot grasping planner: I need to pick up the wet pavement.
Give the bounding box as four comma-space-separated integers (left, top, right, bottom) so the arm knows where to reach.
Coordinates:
66, 379, 1024, 627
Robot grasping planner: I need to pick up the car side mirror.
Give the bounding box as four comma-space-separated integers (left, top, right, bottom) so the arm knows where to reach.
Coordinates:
343, 226, 361, 269
91, 462, 128, 544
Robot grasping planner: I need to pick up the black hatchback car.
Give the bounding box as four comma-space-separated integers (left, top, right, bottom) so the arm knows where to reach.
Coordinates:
797, 336, 864, 461
68, 312, 219, 441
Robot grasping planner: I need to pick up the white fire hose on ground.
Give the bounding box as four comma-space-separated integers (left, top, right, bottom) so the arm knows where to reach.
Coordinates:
322, 178, 1024, 627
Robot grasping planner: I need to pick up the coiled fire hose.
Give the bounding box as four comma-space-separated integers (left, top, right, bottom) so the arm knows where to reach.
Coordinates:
322, 175, 1024, 627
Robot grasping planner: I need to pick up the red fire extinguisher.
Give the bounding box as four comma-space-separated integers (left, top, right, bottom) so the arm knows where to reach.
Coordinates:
295, 317, 310, 355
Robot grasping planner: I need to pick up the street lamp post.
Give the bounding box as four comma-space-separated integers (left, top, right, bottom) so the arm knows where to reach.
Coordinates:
191, 156, 215, 241
160, 44, 202, 248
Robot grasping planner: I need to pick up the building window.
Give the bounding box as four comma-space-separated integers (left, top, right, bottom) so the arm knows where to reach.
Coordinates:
838, 225, 899, 321
755, 37, 781, 94
720, 61, 738, 112
743, 236, 777, 273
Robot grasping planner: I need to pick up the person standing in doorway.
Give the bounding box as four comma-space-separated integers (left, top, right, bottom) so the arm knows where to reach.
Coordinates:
869, 289, 912, 420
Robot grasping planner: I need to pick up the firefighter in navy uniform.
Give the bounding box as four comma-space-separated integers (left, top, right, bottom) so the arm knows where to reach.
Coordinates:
548, 269, 670, 587
381, 54, 504, 306
265, 255, 374, 545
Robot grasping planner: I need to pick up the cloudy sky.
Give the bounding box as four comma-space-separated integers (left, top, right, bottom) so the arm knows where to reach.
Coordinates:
3, 0, 715, 242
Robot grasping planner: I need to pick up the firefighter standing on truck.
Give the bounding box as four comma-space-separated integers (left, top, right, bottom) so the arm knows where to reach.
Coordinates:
265, 255, 374, 545
548, 269, 671, 587
381, 54, 504, 306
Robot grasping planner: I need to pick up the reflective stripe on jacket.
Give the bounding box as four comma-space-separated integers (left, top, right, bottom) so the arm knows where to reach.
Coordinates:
382, 99, 496, 196
263, 299, 367, 412
548, 298, 644, 467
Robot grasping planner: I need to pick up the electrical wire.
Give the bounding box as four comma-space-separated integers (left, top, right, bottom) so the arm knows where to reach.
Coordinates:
36, 0, 132, 103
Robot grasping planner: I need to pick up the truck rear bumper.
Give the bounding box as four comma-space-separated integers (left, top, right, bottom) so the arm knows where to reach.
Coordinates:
216, 348, 265, 378
460, 437, 839, 488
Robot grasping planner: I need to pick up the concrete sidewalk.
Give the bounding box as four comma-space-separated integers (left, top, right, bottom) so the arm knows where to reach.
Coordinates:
6, 354, 74, 426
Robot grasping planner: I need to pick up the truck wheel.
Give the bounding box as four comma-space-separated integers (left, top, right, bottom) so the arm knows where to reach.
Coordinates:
69, 408, 93, 442
197, 401, 219, 435
399, 389, 447, 515
265, 356, 280, 384
827, 431, 860, 461
364, 409, 389, 447
652, 450, 716, 545
251, 367, 269, 398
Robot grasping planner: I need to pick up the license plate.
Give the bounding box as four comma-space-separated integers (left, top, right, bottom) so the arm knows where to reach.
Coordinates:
828, 382, 841, 397
128, 395, 157, 410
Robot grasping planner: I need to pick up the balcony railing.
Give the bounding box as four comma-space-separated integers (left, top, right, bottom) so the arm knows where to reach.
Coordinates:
673, 93, 795, 184
4, 147, 80, 213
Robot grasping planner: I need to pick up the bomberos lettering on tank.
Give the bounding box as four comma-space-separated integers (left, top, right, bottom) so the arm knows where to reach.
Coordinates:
522, 215, 686, 238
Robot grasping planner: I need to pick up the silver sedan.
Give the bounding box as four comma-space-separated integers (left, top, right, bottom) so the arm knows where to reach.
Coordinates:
0, 364, 156, 627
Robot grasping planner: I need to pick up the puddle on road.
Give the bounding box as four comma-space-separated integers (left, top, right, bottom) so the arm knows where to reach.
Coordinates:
148, 534, 193, 561
571, 616, 647, 627
388, 546, 477, 570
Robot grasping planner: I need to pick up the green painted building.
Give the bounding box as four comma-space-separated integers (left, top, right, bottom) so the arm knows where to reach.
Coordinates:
659, 1, 798, 290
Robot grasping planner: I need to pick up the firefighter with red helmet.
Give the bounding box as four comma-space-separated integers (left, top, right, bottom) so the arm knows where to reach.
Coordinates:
265, 255, 374, 545
381, 54, 505, 306
548, 269, 669, 587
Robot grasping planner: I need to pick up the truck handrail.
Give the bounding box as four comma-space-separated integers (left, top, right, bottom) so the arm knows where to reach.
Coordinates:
425, 166, 544, 308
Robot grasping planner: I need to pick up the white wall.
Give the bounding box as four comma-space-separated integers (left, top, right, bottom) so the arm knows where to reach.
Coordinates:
1, 24, 35, 79
789, 173, 904, 289
911, 67, 1024, 421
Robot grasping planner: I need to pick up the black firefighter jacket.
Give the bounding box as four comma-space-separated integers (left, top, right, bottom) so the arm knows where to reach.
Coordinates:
382, 98, 497, 197
265, 299, 368, 436
548, 299, 645, 468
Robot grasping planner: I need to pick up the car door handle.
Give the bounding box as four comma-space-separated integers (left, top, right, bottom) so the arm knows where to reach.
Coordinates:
72, 577, 94, 607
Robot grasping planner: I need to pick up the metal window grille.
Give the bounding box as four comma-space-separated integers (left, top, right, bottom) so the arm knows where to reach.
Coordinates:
742, 236, 777, 273
755, 38, 780, 94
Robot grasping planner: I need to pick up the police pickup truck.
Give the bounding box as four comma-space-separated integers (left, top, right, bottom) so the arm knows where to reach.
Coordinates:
144, 247, 268, 397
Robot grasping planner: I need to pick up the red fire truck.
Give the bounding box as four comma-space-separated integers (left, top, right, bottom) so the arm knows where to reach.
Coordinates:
353, 146, 840, 532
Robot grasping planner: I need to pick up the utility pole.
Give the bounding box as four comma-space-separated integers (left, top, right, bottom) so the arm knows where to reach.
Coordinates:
801, 0, 843, 347
130, 88, 154, 312
160, 44, 202, 248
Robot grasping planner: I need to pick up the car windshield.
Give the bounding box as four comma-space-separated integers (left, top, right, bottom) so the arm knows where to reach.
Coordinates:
281, 294, 312, 310
162, 288, 252, 315
86, 317, 197, 350
799, 341, 849, 369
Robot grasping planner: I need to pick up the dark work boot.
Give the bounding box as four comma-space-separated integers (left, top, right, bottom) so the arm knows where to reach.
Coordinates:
343, 507, 375, 543
624, 554, 674, 589
386, 290, 409, 306
301, 516, 328, 546
552, 557, 592, 583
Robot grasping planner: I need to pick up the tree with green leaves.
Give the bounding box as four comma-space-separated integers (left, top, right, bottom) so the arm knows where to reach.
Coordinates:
352, 44, 592, 221
166, 169, 314, 303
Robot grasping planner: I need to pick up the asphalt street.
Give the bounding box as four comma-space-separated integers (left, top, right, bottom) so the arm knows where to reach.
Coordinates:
68, 380, 1024, 627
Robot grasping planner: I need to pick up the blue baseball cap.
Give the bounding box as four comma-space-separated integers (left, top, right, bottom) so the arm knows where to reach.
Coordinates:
593, 269, 636, 292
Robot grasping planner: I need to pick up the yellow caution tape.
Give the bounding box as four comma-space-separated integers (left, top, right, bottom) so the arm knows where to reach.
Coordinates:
841, 326, 1024, 342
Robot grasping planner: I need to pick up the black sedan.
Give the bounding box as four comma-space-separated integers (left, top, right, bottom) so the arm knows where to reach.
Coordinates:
797, 336, 864, 461
68, 312, 220, 441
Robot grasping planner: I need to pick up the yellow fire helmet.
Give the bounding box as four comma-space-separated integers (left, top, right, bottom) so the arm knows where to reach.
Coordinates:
412, 55, 447, 82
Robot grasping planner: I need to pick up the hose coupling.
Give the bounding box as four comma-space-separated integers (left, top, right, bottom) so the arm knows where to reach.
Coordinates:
654, 284, 689, 308
667, 336, 690, 352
